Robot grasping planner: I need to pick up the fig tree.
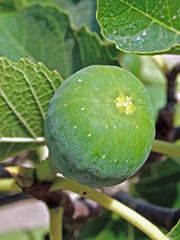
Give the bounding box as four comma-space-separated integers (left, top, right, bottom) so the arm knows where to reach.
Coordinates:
44, 65, 155, 187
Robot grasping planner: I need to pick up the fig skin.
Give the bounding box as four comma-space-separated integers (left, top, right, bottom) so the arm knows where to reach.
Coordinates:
44, 65, 155, 187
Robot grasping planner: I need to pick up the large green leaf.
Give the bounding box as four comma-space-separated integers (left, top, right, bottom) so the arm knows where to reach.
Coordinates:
0, 4, 118, 79
0, 57, 63, 160
97, 0, 180, 54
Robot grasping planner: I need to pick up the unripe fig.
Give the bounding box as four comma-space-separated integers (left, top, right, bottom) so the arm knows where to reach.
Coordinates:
44, 65, 155, 187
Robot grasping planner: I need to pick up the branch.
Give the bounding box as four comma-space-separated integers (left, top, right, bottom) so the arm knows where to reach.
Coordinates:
155, 64, 179, 142
113, 191, 180, 231
173, 126, 180, 141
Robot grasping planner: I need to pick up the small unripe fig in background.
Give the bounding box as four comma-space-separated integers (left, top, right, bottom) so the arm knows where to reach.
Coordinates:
44, 65, 155, 187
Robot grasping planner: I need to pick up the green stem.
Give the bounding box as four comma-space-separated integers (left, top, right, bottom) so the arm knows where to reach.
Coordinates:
49, 206, 64, 240
128, 223, 134, 240
0, 178, 22, 192
36, 158, 56, 182
152, 139, 180, 157
50, 177, 169, 240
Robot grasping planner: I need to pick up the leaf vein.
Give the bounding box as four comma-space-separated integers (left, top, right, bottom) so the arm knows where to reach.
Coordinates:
119, 0, 180, 35
0, 89, 37, 138
16, 61, 46, 120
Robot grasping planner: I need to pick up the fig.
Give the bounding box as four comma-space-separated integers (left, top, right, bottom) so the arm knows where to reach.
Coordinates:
44, 65, 155, 187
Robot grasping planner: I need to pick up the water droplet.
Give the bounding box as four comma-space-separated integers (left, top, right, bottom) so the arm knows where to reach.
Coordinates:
136, 36, 141, 41
142, 30, 146, 36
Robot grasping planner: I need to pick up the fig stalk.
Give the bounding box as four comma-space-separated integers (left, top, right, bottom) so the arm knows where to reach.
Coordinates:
152, 140, 180, 157
50, 177, 169, 240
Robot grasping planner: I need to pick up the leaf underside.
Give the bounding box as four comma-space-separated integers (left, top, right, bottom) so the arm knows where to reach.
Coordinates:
0, 57, 63, 160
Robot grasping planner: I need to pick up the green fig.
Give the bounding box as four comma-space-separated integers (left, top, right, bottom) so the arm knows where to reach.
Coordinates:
44, 65, 155, 187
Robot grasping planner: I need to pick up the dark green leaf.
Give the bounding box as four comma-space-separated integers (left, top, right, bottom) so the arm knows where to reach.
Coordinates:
134, 158, 180, 207
0, 57, 63, 160
0, 0, 16, 11
77, 211, 150, 240
97, 0, 180, 54
0, 0, 100, 33
53, 0, 100, 32
75, 27, 118, 67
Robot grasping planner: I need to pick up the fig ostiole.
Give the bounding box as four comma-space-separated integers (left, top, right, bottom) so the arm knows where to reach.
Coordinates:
44, 65, 155, 187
